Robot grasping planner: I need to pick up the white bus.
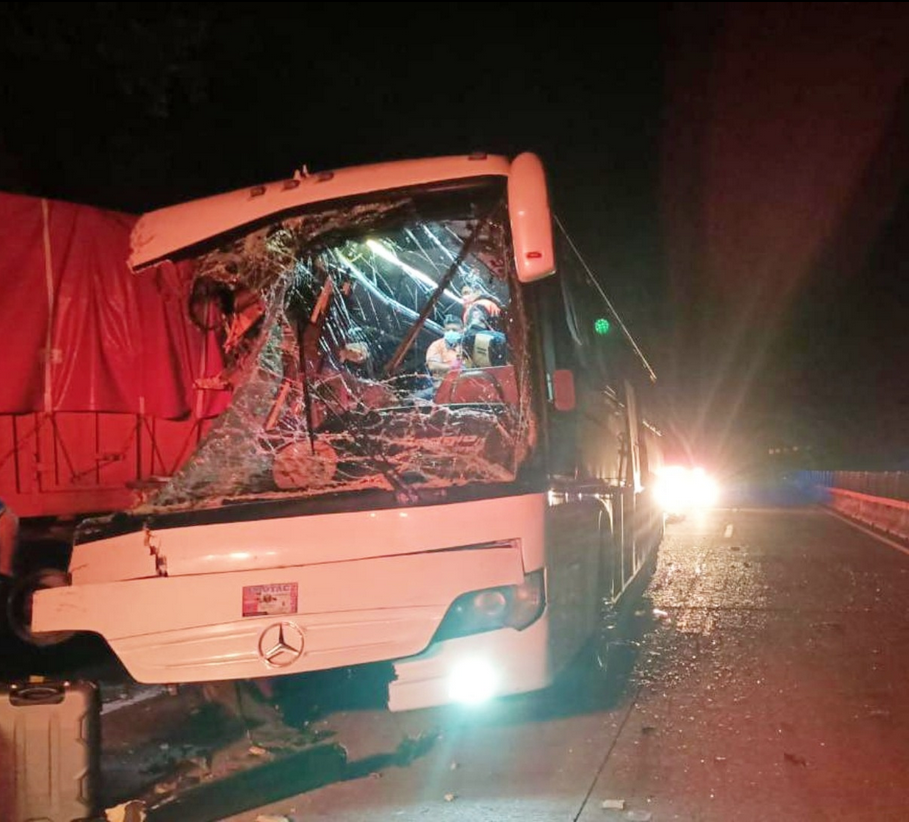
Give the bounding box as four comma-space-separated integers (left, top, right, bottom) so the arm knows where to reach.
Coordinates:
29, 153, 664, 710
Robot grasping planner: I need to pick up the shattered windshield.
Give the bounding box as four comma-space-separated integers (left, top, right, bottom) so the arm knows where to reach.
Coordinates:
146, 180, 537, 510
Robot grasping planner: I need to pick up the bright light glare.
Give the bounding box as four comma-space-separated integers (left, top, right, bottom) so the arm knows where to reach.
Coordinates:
448, 659, 498, 705
689, 467, 719, 508
366, 240, 462, 303
654, 466, 689, 514
654, 466, 719, 513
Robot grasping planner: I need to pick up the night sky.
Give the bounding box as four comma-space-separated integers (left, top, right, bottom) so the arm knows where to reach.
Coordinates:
2, 2, 908, 473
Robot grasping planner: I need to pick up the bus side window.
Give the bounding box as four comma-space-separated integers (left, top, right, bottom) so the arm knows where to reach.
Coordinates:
536, 277, 579, 477
555, 233, 615, 392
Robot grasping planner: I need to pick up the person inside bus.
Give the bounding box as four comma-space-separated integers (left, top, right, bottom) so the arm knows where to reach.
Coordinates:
460, 282, 502, 330
460, 285, 509, 369
426, 315, 472, 387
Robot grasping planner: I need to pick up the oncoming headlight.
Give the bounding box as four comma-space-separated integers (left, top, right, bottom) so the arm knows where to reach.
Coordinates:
433, 569, 545, 642
689, 467, 719, 508
654, 466, 690, 514
654, 466, 719, 513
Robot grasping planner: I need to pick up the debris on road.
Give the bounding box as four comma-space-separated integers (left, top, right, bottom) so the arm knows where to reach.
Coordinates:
601, 798, 625, 809
653, 608, 670, 619
811, 621, 844, 633
444, 793, 457, 802
185, 754, 211, 773
105, 800, 147, 822
153, 777, 179, 795
255, 815, 291, 822
249, 745, 270, 757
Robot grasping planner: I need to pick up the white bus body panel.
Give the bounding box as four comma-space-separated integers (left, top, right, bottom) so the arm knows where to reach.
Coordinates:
130, 155, 512, 269
32, 494, 547, 685
67, 494, 545, 584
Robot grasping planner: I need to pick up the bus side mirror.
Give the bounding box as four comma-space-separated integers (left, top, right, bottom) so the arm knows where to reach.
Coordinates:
551, 369, 576, 411
508, 153, 556, 283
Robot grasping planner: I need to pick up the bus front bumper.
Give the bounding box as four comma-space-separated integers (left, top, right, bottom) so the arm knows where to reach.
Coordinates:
30, 543, 525, 685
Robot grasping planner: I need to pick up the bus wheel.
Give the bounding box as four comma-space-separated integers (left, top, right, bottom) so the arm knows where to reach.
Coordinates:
6, 569, 76, 647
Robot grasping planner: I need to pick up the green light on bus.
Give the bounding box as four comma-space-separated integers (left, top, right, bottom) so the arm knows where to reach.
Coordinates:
594, 318, 611, 336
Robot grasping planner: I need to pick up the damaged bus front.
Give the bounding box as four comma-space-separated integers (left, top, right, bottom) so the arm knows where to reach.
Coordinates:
30, 153, 663, 711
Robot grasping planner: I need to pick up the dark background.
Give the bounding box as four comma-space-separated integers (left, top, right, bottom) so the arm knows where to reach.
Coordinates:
2, 2, 907, 475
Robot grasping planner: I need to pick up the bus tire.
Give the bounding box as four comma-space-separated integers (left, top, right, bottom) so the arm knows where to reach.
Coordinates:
5, 568, 76, 647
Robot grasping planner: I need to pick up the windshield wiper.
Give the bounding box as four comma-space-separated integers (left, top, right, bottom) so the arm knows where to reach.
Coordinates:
383, 201, 501, 376
289, 267, 420, 502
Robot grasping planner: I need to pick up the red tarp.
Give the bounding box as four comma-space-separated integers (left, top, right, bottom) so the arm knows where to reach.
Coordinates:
0, 192, 224, 418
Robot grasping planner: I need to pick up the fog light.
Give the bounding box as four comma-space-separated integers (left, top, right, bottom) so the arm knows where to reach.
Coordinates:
473, 590, 508, 618
448, 659, 498, 705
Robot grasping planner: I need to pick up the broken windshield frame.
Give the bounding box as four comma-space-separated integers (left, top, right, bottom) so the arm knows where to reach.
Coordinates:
142, 179, 538, 511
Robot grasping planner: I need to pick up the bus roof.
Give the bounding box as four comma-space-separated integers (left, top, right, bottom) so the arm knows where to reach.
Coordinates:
129, 154, 511, 269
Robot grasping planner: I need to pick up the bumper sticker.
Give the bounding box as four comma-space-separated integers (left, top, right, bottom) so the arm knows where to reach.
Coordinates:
242, 582, 299, 617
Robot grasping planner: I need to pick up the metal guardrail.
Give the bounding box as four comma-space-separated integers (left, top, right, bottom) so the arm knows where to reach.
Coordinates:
799, 471, 909, 503
796, 471, 909, 544
824, 487, 909, 544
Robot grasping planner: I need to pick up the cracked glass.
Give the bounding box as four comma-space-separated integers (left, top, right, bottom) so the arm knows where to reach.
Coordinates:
143, 180, 538, 510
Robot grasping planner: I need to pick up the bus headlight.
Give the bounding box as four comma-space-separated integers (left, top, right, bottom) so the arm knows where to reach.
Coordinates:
433, 569, 545, 642
448, 658, 499, 705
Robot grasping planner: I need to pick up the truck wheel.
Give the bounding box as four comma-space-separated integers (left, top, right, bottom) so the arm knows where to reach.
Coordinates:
5, 568, 75, 647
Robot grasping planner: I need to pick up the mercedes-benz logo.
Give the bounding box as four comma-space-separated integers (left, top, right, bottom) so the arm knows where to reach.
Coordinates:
257, 621, 305, 668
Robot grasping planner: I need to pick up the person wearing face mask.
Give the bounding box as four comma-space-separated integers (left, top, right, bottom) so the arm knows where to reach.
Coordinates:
426, 315, 472, 386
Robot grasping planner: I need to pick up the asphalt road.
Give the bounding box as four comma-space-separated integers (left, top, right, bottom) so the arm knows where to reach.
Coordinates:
7, 505, 909, 821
